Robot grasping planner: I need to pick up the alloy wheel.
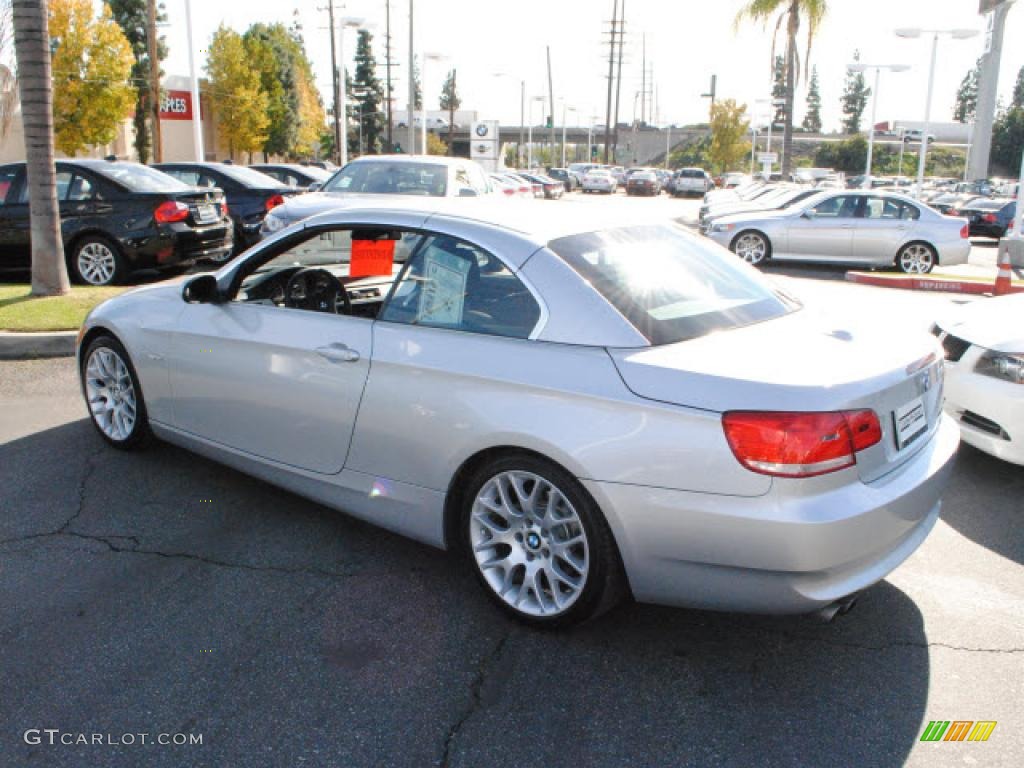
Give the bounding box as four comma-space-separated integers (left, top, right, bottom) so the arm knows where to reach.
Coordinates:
470, 470, 590, 618
84, 347, 137, 441
899, 244, 935, 274
734, 233, 767, 264
77, 242, 117, 285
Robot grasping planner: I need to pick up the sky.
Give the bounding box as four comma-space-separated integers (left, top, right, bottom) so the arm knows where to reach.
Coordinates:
156, 0, 1024, 133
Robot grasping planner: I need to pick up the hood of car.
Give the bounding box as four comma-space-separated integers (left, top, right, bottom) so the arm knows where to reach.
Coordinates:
608, 307, 939, 413
937, 294, 1024, 352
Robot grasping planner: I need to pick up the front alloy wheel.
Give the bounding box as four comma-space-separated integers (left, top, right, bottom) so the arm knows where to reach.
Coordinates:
897, 243, 936, 274
732, 231, 769, 265
81, 336, 150, 448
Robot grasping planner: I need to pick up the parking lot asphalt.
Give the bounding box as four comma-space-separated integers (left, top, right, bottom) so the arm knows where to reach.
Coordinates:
1, 196, 1022, 768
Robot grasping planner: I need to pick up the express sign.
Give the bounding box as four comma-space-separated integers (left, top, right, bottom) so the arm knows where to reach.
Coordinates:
159, 90, 193, 121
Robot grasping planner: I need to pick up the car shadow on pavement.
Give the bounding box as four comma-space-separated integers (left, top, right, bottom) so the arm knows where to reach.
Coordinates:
0, 420, 930, 768
937, 443, 1024, 566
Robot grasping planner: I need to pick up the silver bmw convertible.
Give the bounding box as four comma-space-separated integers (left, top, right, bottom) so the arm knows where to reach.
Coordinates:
77, 199, 958, 626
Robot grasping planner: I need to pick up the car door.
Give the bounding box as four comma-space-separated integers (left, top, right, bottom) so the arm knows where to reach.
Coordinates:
57, 166, 109, 241
166, 225, 381, 475
784, 194, 859, 261
0, 165, 29, 269
852, 196, 919, 264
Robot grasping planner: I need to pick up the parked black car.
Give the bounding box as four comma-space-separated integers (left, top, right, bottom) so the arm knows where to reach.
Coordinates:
625, 170, 660, 196
517, 172, 565, 199
249, 163, 332, 191
153, 162, 297, 255
545, 167, 576, 192
0, 159, 231, 285
951, 197, 1016, 239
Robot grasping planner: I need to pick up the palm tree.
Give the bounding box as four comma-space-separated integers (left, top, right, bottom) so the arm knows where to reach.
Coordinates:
11, 0, 68, 296
736, 0, 828, 177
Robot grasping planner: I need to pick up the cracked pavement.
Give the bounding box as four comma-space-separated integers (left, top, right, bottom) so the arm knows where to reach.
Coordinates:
1, 355, 1022, 768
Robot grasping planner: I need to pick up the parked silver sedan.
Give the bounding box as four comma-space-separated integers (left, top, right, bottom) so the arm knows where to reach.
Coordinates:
77, 199, 958, 626
705, 190, 970, 273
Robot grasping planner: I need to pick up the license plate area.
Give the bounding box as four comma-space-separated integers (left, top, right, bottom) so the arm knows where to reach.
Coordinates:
195, 204, 217, 224
893, 396, 928, 450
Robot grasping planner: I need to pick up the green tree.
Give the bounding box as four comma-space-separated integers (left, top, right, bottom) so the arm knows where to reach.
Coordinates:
11, 0, 69, 295
49, 0, 136, 156
351, 29, 384, 154
668, 135, 711, 169
1012, 65, 1024, 109
206, 24, 268, 160
771, 55, 786, 125
108, 0, 166, 163
411, 56, 422, 110
992, 107, 1024, 175
802, 65, 822, 133
953, 57, 981, 124
736, 0, 828, 176
708, 98, 750, 174
439, 68, 459, 154
426, 132, 446, 155
814, 134, 866, 172
840, 49, 871, 134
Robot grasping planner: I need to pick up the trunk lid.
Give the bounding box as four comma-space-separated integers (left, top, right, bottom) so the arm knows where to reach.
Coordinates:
608, 309, 945, 482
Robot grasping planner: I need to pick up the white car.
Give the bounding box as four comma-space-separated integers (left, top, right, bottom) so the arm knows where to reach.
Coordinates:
934, 294, 1024, 465
581, 169, 616, 194
671, 168, 714, 197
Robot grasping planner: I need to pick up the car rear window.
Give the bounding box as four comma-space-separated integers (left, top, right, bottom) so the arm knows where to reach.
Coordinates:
324, 161, 448, 196
681, 170, 703, 178
94, 163, 191, 193
548, 224, 801, 346
216, 165, 283, 188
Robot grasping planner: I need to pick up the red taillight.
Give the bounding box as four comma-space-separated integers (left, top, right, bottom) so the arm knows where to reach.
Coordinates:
722, 410, 882, 478
265, 194, 285, 211
221, 201, 229, 218
503, 188, 515, 196
982, 213, 998, 224
154, 200, 189, 224
960, 223, 970, 238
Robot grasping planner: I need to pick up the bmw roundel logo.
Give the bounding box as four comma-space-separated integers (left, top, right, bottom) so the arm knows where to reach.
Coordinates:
475, 124, 489, 137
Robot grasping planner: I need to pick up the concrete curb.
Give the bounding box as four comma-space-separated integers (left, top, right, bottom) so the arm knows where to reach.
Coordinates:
845, 271, 1024, 296
0, 331, 77, 360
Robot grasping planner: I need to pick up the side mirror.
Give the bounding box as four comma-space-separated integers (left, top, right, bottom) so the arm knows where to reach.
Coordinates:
457, 188, 479, 198
308, 181, 322, 192
182, 274, 222, 304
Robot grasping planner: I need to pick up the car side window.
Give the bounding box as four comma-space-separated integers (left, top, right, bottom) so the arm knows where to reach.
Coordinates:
811, 195, 860, 218
380, 235, 541, 339
67, 174, 95, 201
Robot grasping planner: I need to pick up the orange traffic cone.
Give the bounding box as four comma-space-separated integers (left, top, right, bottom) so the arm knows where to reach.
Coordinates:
994, 244, 1013, 296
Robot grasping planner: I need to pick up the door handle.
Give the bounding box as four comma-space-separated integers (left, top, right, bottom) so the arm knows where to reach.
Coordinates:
316, 343, 360, 363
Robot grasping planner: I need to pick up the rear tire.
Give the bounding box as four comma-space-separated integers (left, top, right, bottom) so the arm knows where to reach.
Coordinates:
462, 453, 624, 628
70, 235, 126, 286
896, 242, 936, 274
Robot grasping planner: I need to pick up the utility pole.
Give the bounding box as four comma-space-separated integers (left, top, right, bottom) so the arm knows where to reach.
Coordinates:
968, 0, 1014, 180
547, 46, 555, 169
385, 0, 393, 152
407, 0, 415, 154
324, 2, 342, 164
612, 0, 625, 162
640, 34, 646, 125
701, 74, 717, 117
603, 0, 619, 164
146, 0, 162, 162
184, 0, 203, 161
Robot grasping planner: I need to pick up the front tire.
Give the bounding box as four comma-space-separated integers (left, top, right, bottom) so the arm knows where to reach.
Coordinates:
731, 230, 771, 266
71, 235, 126, 286
80, 335, 151, 449
896, 242, 936, 274
463, 454, 623, 627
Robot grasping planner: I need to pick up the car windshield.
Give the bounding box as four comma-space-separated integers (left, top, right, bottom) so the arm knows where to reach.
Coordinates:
94, 163, 191, 193
216, 165, 283, 188
549, 224, 801, 346
323, 161, 449, 196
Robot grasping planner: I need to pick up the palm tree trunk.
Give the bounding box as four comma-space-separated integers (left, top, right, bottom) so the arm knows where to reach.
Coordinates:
12, 0, 68, 296
782, 1, 799, 177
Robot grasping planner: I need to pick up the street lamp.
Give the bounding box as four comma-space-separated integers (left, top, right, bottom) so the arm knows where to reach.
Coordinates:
895, 27, 979, 197
420, 52, 446, 155
337, 17, 365, 167
493, 72, 525, 167
847, 63, 910, 188
527, 95, 544, 168
561, 103, 577, 167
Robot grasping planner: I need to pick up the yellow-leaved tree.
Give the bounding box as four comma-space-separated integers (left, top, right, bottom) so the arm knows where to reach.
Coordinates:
293, 65, 326, 159
206, 24, 268, 161
49, 0, 135, 156
709, 99, 751, 175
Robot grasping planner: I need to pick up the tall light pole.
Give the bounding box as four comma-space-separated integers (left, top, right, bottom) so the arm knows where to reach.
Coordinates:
407, 0, 415, 154
847, 63, 910, 187
493, 72, 526, 166
968, 0, 1015, 181
895, 27, 979, 197
527, 96, 544, 168
420, 52, 445, 155
338, 17, 365, 167
183, 0, 203, 161
561, 103, 576, 167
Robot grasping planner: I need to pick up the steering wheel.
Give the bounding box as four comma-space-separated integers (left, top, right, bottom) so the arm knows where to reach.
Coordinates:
284, 268, 351, 314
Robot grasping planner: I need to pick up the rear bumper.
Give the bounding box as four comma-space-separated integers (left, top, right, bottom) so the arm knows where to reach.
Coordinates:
122, 223, 233, 269
936, 239, 971, 267
584, 414, 959, 614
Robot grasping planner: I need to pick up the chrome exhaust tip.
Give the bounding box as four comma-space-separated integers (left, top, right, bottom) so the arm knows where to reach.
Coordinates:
815, 594, 860, 623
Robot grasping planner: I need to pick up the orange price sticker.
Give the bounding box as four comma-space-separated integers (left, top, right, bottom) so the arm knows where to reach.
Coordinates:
349, 239, 396, 277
